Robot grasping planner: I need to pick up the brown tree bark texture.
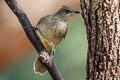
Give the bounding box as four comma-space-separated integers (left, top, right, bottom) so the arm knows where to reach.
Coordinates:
80, 0, 120, 80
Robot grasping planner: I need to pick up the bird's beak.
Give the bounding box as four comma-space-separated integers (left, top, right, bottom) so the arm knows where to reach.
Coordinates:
72, 10, 80, 14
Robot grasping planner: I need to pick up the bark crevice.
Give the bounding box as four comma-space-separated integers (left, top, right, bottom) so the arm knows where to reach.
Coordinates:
80, 0, 120, 79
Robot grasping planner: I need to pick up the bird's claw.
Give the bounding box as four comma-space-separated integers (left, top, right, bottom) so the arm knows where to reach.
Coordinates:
39, 52, 54, 65
29, 27, 37, 31
46, 55, 54, 64
32, 27, 37, 30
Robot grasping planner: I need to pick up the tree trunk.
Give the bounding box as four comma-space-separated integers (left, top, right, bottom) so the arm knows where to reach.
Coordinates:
80, 0, 120, 79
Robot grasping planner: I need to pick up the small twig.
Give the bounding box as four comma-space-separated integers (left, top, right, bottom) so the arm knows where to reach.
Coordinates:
4, 0, 63, 80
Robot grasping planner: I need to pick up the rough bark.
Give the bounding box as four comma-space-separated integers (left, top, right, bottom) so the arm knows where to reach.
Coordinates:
80, 0, 120, 79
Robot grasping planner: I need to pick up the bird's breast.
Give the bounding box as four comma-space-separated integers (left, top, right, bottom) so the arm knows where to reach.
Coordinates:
55, 21, 67, 37
37, 21, 68, 49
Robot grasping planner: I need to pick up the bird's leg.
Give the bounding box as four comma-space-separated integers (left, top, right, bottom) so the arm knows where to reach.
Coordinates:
39, 51, 52, 65
50, 50, 55, 57
28, 27, 37, 31
39, 51, 54, 65
31, 27, 37, 31
45, 51, 55, 64
50, 50, 55, 60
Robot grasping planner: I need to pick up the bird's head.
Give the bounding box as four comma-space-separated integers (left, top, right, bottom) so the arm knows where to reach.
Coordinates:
55, 5, 80, 21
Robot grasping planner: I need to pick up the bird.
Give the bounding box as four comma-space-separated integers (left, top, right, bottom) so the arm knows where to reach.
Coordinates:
33, 5, 80, 75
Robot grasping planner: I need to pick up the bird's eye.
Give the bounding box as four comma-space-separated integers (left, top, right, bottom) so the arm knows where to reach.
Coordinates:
65, 10, 71, 13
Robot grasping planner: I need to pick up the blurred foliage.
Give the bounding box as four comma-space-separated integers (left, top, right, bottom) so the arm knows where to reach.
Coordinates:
0, 16, 88, 80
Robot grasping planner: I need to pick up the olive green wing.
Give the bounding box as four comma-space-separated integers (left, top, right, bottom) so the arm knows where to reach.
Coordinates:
37, 15, 52, 25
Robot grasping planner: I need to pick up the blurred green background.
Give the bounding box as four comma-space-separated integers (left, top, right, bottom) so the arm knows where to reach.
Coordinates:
0, 16, 88, 80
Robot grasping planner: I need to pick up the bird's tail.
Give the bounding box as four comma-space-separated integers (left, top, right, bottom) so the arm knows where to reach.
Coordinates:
33, 56, 47, 75
33, 40, 52, 75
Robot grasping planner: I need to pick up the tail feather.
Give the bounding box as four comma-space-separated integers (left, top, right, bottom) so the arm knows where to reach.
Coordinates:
34, 31, 52, 75
33, 56, 47, 75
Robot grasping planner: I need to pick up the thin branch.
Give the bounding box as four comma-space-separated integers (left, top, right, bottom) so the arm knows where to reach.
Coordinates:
4, 0, 63, 80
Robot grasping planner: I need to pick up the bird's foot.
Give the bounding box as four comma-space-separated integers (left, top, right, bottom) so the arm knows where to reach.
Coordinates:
39, 51, 54, 65
50, 51, 55, 58
46, 55, 54, 64
28, 27, 37, 31
32, 27, 37, 30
